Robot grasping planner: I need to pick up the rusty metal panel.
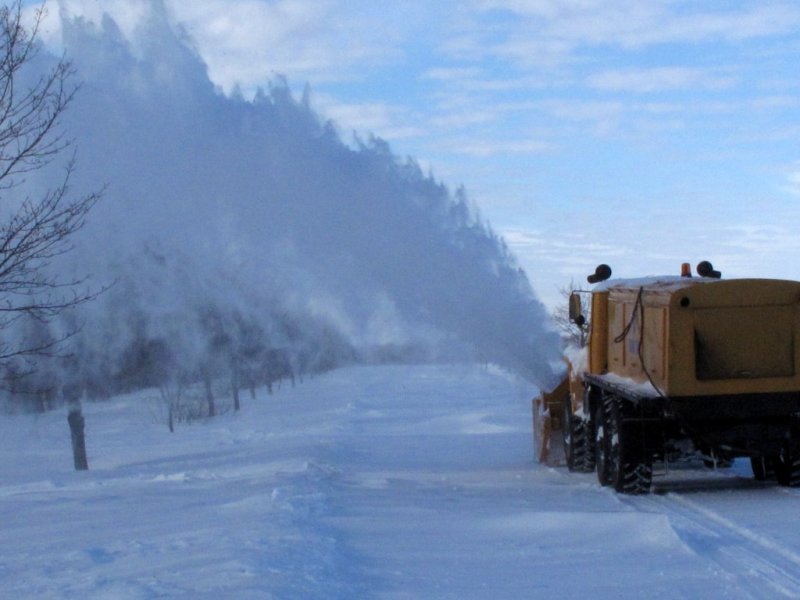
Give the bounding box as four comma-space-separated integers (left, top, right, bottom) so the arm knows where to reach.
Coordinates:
694, 306, 794, 381
641, 305, 668, 390
588, 292, 608, 374
608, 300, 625, 374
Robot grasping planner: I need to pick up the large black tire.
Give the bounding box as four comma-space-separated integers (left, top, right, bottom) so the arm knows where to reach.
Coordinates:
751, 456, 776, 481
579, 413, 596, 473
563, 396, 594, 473
605, 395, 652, 495
595, 400, 611, 486
563, 396, 581, 472
775, 448, 800, 487
577, 387, 596, 474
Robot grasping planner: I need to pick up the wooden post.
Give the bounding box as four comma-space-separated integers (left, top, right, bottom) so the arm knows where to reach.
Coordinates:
231, 365, 240, 412
204, 373, 216, 417
67, 408, 88, 471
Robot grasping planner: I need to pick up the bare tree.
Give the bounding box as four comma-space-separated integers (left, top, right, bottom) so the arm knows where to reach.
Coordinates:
0, 1, 101, 365
0, 2, 102, 470
158, 377, 184, 433
552, 281, 590, 348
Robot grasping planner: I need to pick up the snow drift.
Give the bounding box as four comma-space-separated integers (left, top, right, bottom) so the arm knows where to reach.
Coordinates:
4, 1, 560, 407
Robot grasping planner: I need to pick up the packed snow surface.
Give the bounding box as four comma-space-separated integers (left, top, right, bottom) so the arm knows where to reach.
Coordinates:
3, 364, 800, 598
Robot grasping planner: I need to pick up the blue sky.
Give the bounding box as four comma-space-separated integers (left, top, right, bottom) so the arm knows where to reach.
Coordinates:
35, 0, 800, 307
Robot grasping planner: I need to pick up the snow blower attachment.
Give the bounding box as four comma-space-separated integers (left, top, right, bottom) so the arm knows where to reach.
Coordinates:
534, 261, 800, 494
532, 376, 568, 466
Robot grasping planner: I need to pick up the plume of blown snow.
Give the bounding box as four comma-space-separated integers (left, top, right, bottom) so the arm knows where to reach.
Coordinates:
6, 0, 560, 401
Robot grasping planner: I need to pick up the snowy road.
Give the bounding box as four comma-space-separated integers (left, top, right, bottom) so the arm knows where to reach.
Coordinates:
3, 364, 800, 598
628, 490, 800, 598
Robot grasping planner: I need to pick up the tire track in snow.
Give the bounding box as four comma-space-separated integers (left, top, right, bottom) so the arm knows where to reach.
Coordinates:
625, 492, 800, 598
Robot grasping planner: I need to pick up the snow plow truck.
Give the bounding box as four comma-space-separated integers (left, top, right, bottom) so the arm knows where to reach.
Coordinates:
534, 262, 800, 494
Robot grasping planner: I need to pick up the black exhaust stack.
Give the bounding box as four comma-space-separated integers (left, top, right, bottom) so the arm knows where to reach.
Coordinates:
696, 261, 721, 279
587, 264, 612, 284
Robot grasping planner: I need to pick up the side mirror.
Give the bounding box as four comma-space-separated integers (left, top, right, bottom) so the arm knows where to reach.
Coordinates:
568, 293, 585, 327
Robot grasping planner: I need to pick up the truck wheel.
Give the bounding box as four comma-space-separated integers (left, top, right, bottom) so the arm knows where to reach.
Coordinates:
606, 396, 652, 495
775, 448, 800, 487
579, 416, 597, 473
594, 401, 611, 486
563, 396, 596, 473
563, 396, 583, 472
751, 456, 776, 481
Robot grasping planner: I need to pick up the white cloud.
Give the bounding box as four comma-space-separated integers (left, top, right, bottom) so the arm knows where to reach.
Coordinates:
422, 67, 484, 82
167, 0, 404, 92
720, 225, 800, 270
785, 162, 800, 197
587, 67, 737, 93
751, 95, 800, 110
429, 110, 501, 129
464, 1, 800, 67
447, 138, 552, 157
312, 94, 427, 141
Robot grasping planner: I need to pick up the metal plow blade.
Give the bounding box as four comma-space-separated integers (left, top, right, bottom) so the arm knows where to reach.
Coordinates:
532, 376, 568, 467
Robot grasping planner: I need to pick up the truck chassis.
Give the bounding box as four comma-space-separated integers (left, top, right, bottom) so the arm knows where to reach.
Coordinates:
562, 373, 800, 494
